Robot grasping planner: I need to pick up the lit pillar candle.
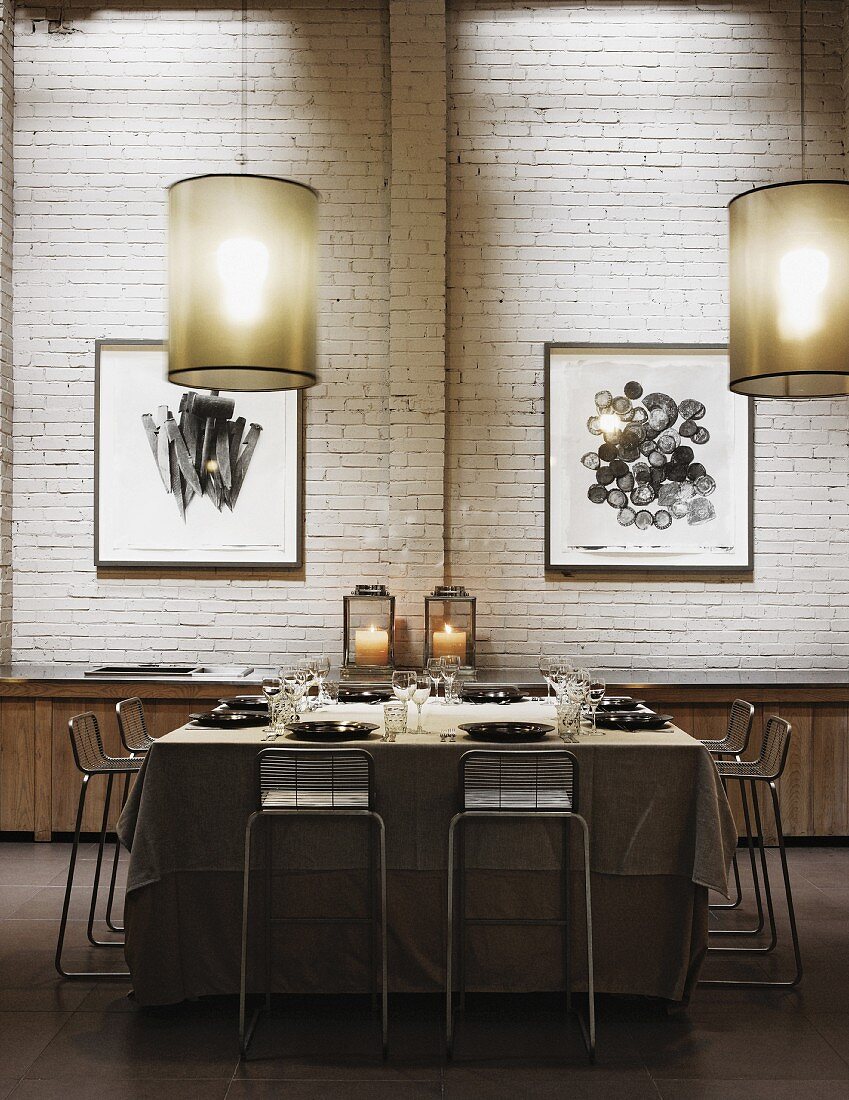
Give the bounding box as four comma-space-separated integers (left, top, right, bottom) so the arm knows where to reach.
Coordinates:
355, 625, 389, 666
432, 624, 466, 661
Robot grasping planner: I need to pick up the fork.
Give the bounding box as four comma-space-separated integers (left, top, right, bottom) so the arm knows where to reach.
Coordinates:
444, 727, 457, 743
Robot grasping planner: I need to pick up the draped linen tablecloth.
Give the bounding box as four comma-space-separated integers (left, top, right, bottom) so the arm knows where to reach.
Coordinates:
118, 701, 736, 1006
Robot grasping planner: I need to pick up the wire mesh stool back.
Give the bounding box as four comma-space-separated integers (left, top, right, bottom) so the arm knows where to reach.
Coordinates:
447, 749, 594, 1062
758, 715, 792, 779
701, 715, 801, 989
700, 699, 755, 755
241, 747, 387, 1059
56, 713, 139, 981
116, 697, 155, 755
461, 750, 577, 812
69, 711, 113, 775
258, 748, 373, 811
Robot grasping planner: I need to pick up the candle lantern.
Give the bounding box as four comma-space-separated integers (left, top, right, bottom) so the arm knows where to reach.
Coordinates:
424, 586, 476, 673
342, 584, 395, 679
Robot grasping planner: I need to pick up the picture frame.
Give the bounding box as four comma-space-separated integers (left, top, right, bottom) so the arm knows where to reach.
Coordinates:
544, 343, 753, 573
94, 339, 303, 569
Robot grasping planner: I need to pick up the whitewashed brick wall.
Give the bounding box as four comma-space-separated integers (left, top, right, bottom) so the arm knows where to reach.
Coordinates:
7, 0, 849, 672
12, 0, 393, 665
0, 0, 11, 661
446, 0, 849, 672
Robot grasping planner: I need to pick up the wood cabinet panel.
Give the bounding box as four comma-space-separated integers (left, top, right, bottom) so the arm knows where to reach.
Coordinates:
0, 698, 35, 831
813, 705, 849, 836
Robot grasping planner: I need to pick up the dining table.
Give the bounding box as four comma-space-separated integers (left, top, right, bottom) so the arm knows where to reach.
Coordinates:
117, 698, 737, 1007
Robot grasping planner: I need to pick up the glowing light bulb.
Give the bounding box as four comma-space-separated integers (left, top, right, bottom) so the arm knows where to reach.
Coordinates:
778, 246, 830, 339
597, 413, 622, 436
216, 236, 269, 324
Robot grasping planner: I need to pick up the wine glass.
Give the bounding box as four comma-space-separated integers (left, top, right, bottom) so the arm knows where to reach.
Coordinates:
313, 655, 331, 705
261, 676, 282, 738
426, 658, 443, 701
411, 674, 432, 734
297, 658, 319, 711
588, 675, 606, 735
392, 670, 417, 705
569, 668, 591, 730
280, 667, 308, 721
441, 655, 461, 705
538, 655, 553, 702
549, 657, 573, 703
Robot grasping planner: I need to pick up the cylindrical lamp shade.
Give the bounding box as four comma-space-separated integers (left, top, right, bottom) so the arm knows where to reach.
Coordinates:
168, 174, 318, 391
729, 180, 849, 397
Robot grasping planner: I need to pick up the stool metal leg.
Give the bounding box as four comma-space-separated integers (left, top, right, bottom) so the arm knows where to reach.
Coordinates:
710, 776, 766, 936
446, 811, 595, 1063
710, 776, 743, 910
239, 812, 262, 1058
563, 819, 572, 1016
709, 778, 777, 954
458, 817, 466, 1014
446, 813, 460, 1058
574, 813, 595, 1063
86, 774, 124, 949
105, 771, 132, 934
373, 811, 388, 1059
700, 779, 802, 988
55, 775, 129, 980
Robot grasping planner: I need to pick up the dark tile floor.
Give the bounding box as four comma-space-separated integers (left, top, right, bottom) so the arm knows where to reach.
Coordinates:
1, 841, 848, 1097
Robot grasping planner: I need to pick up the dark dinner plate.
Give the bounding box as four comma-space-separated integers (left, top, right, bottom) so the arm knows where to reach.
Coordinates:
219, 696, 268, 712
338, 687, 394, 705
461, 685, 524, 705
597, 696, 645, 711
458, 721, 554, 744
595, 713, 673, 731
286, 721, 380, 743
189, 711, 268, 729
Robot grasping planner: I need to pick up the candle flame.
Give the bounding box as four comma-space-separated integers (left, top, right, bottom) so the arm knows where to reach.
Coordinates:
445, 624, 453, 634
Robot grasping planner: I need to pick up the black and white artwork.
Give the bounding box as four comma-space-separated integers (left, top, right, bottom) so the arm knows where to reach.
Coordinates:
95, 341, 302, 568
545, 345, 752, 572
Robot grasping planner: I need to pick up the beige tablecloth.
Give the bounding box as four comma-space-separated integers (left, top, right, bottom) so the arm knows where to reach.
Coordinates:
118, 701, 736, 1006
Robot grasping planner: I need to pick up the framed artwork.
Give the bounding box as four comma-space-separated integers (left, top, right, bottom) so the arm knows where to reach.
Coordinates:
545, 344, 753, 573
95, 340, 303, 568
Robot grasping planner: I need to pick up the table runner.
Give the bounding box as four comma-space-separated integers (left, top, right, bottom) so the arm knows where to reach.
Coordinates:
118, 701, 736, 1005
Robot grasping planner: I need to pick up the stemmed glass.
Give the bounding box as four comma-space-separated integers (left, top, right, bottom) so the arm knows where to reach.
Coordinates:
549, 657, 573, 704
568, 668, 591, 733
426, 658, 443, 702
313, 655, 331, 706
261, 676, 282, 739
588, 675, 606, 735
441, 656, 461, 705
411, 674, 432, 734
538, 656, 553, 703
392, 670, 417, 705
297, 658, 320, 711
280, 667, 308, 725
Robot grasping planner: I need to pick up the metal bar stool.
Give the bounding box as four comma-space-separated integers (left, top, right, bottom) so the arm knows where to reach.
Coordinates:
239, 748, 388, 1059
700, 715, 802, 988
446, 750, 595, 1062
700, 699, 763, 922
55, 712, 141, 980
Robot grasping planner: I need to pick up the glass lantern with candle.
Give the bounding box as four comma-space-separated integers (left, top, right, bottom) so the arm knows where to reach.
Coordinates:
424, 586, 476, 674
342, 585, 395, 680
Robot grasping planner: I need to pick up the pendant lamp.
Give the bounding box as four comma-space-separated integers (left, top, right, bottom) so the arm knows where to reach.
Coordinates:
166, 2, 318, 392
728, 0, 849, 398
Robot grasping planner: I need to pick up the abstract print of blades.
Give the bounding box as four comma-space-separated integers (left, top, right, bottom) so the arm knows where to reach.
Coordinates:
581, 382, 716, 533
141, 390, 263, 520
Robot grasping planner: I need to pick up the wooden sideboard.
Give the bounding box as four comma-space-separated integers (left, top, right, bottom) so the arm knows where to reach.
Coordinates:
0, 672, 846, 842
